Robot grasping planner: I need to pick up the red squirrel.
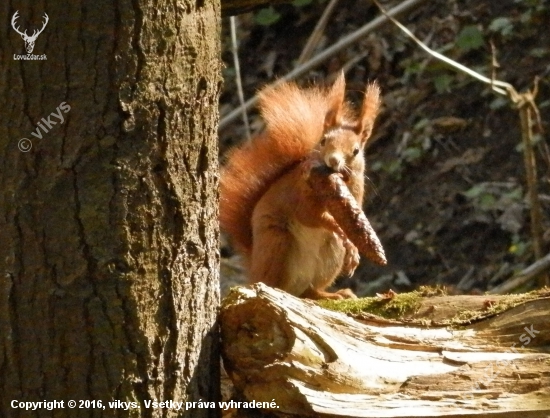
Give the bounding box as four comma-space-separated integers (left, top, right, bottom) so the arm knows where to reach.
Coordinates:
220, 72, 381, 299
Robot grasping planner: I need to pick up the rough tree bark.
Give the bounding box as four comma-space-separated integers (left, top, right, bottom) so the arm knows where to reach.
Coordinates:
221, 284, 550, 417
0, 1, 221, 417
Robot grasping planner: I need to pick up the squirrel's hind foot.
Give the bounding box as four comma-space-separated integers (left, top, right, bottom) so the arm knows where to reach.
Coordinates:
301, 287, 357, 300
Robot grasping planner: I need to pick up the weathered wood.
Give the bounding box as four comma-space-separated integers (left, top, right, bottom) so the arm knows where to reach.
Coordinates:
220, 284, 550, 417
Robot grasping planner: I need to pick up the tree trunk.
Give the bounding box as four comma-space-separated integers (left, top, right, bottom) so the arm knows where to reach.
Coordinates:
0, 1, 221, 417
221, 284, 550, 417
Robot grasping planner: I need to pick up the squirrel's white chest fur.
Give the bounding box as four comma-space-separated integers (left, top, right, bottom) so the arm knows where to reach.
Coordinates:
285, 220, 345, 296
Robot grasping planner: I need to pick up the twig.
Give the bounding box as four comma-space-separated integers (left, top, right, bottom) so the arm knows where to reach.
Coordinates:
297, 0, 340, 65
229, 16, 251, 140
488, 262, 512, 286
219, 0, 428, 130
456, 266, 475, 292
519, 87, 545, 280
489, 39, 500, 92
372, 0, 513, 96
488, 252, 550, 294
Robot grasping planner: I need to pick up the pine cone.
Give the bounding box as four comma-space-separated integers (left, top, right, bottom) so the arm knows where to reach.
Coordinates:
308, 166, 387, 266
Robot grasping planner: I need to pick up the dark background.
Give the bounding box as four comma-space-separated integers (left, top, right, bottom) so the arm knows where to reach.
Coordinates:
219, 0, 550, 296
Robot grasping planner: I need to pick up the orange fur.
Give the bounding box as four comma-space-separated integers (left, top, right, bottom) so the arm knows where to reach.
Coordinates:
220, 73, 381, 299
220, 76, 353, 256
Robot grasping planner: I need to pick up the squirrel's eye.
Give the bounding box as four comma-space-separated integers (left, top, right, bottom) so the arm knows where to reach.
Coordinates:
320, 137, 326, 146
353, 147, 360, 156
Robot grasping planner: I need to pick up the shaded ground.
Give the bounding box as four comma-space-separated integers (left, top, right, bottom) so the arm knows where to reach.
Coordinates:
219, 0, 550, 297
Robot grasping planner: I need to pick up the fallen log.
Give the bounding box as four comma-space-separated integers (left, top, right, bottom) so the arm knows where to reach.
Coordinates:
220, 284, 550, 417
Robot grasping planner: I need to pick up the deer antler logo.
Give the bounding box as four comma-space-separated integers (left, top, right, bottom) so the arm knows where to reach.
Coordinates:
11, 11, 49, 54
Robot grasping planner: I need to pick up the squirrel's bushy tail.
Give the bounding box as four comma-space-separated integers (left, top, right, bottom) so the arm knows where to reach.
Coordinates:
220, 74, 348, 256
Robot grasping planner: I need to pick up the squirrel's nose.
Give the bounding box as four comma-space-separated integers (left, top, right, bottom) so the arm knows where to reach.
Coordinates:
325, 154, 343, 171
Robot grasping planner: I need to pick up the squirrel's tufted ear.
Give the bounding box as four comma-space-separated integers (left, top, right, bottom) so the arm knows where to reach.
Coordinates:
355, 82, 381, 143
324, 71, 346, 129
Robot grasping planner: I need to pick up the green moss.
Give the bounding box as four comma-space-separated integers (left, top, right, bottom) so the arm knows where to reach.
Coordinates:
318, 287, 550, 324
479, 290, 545, 314
417, 284, 448, 297
451, 288, 550, 325
318, 290, 422, 319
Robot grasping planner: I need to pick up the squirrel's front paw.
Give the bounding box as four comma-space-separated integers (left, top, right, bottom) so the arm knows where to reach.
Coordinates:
342, 241, 360, 276
300, 157, 323, 180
